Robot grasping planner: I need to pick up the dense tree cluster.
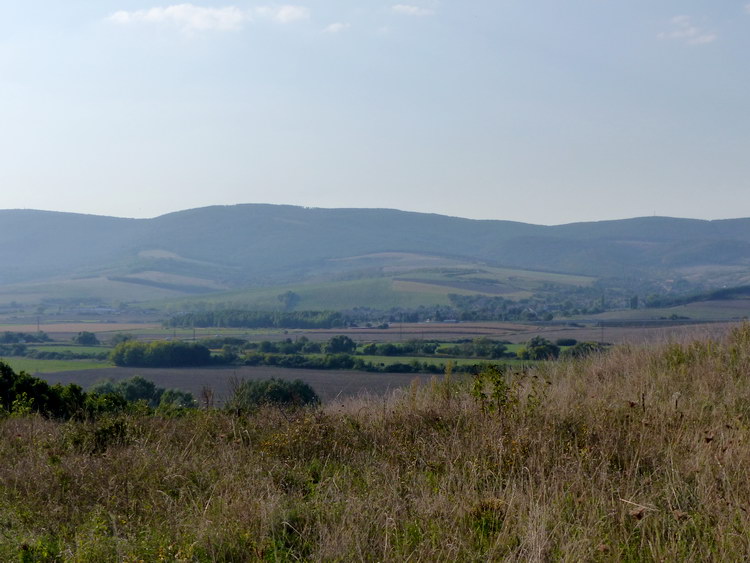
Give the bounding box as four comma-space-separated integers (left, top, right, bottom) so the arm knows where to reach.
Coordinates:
0, 362, 195, 419
0, 331, 52, 355
518, 337, 560, 360
72, 331, 100, 346
110, 341, 212, 367
0, 331, 50, 344
225, 378, 319, 413
361, 339, 440, 356
91, 376, 196, 408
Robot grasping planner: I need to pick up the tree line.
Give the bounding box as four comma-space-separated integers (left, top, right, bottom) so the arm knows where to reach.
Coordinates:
165, 310, 345, 329
0, 362, 195, 420
0, 360, 319, 420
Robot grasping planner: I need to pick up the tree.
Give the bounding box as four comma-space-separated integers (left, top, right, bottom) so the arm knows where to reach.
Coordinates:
225, 378, 319, 413
277, 291, 300, 311
0, 361, 85, 419
325, 335, 356, 354
110, 333, 134, 346
90, 376, 196, 409
73, 331, 99, 346
523, 337, 560, 360
159, 389, 197, 409
110, 341, 212, 367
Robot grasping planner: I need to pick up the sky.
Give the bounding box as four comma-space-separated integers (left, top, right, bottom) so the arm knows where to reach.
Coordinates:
1, 1, 749, 225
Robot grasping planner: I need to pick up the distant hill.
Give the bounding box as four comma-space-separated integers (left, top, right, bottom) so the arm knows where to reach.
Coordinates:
1, 205, 749, 306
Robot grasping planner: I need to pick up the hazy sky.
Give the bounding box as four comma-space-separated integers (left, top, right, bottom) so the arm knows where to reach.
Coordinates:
2, 1, 749, 225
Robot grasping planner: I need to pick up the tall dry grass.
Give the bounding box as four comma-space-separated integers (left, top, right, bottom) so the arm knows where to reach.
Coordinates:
2, 324, 750, 561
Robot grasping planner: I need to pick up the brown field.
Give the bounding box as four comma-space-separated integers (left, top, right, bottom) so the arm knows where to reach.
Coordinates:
516, 321, 741, 346
5, 318, 742, 347
0, 322, 161, 339
274, 321, 744, 346
41, 366, 436, 404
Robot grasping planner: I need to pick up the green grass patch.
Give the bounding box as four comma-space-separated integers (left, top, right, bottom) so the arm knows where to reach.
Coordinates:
28, 345, 109, 355
0, 357, 110, 374
358, 355, 527, 368
0, 276, 189, 306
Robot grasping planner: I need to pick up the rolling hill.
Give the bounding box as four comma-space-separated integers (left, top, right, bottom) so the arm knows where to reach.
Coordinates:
1, 205, 749, 308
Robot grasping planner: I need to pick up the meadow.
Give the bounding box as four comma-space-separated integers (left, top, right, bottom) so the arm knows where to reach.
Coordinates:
1, 323, 750, 560
0, 357, 108, 374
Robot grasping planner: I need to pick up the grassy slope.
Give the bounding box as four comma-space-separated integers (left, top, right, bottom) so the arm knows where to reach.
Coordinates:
27, 345, 106, 354
153, 266, 596, 313
589, 298, 750, 322
156, 278, 454, 311
0, 276, 189, 305
357, 354, 528, 368
2, 325, 750, 559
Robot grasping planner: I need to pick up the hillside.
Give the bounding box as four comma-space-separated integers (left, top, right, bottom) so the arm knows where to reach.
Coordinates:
1, 205, 749, 307
3, 325, 750, 560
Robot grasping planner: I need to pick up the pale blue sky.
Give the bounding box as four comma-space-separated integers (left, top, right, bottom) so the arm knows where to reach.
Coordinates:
1, 1, 748, 224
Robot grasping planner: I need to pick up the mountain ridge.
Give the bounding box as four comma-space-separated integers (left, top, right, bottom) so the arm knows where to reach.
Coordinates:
2, 204, 749, 303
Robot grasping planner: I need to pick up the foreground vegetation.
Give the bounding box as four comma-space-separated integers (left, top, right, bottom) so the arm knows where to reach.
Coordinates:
2, 324, 750, 560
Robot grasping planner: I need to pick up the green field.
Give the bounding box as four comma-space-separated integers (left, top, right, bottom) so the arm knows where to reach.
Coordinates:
358, 354, 527, 368
153, 277, 452, 312
0, 357, 109, 374
28, 345, 108, 355
148, 266, 597, 313
0, 276, 190, 306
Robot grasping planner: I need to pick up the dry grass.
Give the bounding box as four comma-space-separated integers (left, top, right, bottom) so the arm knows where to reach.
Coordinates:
2, 324, 750, 561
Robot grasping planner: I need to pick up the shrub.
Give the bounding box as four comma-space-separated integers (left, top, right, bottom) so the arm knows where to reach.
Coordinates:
226, 378, 319, 413
560, 341, 606, 359
89, 376, 196, 409
325, 335, 356, 354
0, 361, 86, 419
73, 331, 100, 346
159, 389, 198, 409
522, 337, 560, 360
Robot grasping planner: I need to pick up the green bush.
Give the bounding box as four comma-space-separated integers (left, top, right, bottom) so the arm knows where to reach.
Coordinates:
560, 341, 606, 359
110, 340, 212, 367
73, 331, 100, 346
226, 378, 319, 413
0, 361, 86, 419
521, 337, 560, 360
90, 376, 196, 410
